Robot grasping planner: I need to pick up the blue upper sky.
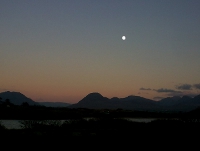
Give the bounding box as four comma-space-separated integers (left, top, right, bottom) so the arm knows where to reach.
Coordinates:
1, 0, 200, 103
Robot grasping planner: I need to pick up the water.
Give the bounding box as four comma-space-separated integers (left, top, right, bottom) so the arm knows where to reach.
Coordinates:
1, 120, 22, 129
0, 118, 158, 129
125, 117, 158, 123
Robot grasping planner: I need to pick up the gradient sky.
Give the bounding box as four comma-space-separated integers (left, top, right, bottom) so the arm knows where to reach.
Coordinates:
1, 0, 200, 103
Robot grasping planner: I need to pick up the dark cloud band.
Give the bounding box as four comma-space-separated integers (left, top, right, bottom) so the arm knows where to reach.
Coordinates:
155, 88, 182, 93
176, 84, 192, 90
139, 88, 151, 90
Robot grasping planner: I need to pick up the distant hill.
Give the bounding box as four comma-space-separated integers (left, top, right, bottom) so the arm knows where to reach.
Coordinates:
68, 92, 110, 109
38, 102, 71, 107
158, 95, 200, 112
1, 91, 200, 112
0, 91, 39, 106
68, 92, 161, 111
0, 91, 71, 107
156, 96, 181, 106
68, 92, 200, 112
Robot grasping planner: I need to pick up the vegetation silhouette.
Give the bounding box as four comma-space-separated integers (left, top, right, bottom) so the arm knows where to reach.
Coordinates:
1, 117, 200, 148
1, 102, 200, 146
0, 120, 6, 130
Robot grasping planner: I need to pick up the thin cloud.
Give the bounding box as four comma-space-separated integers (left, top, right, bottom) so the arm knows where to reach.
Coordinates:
139, 88, 151, 90
176, 84, 192, 90
166, 92, 200, 98
193, 84, 200, 89
155, 88, 182, 93
167, 92, 183, 97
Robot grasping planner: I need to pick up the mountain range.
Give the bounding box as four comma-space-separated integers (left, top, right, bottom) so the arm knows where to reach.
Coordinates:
0, 91, 71, 107
0, 91, 200, 112
68, 92, 200, 112
0, 91, 39, 106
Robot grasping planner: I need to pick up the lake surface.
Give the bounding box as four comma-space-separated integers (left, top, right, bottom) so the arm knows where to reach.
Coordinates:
0, 118, 158, 129
1, 120, 22, 129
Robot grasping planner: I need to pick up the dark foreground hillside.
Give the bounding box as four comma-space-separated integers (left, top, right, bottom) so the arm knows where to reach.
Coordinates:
1, 104, 200, 149
1, 104, 199, 119
1, 117, 200, 147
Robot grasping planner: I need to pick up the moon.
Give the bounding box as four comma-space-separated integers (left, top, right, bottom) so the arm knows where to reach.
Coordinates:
122, 36, 126, 40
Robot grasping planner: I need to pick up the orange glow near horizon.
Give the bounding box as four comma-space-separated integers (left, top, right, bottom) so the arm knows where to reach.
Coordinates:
1, 1, 200, 103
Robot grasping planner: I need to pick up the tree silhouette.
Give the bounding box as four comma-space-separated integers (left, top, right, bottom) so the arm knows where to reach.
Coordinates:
0, 97, 2, 105
21, 102, 29, 107
0, 121, 6, 130
5, 99, 10, 103
4, 99, 14, 107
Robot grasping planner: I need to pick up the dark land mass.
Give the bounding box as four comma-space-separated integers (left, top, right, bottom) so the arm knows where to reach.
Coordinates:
1, 102, 200, 120
1, 91, 200, 147
1, 104, 200, 148
0, 91, 39, 106
68, 92, 200, 112
1, 91, 200, 112
1, 91, 200, 120
1, 111, 200, 148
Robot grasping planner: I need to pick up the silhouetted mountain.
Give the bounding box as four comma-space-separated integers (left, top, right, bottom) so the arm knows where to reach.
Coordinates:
68, 92, 161, 111
110, 97, 120, 101
38, 102, 71, 107
1, 91, 200, 112
68, 92, 110, 109
157, 96, 181, 106
115, 95, 160, 111
0, 91, 39, 106
68, 92, 200, 112
176, 95, 200, 111
193, 94, 200, 103
155, 95, 200, 112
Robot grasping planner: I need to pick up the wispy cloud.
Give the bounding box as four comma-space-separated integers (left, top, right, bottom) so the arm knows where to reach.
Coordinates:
139, 88, 151, 90
167, 92, 183, 97
176, 84, 192, 90
154, 88, 182, 93
166, 92, 200, 98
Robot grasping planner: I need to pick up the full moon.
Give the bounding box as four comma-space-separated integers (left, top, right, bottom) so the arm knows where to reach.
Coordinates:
122, 36, 126, 40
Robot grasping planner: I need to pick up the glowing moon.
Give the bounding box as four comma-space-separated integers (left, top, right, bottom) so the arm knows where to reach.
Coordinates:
122, 36, 126, 40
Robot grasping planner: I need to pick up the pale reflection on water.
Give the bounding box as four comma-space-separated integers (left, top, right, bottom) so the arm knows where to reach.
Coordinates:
125, 118, 157, 123
1, 120, 22, 129
0, 118, 158, 129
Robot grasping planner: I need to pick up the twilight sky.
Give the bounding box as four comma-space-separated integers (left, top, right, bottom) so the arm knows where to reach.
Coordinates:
1, 0, 200, 103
